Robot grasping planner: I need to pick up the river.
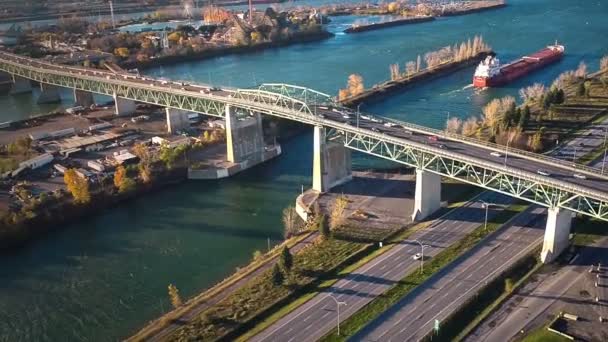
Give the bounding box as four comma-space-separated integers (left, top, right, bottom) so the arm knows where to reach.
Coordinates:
0, 0, 607, 340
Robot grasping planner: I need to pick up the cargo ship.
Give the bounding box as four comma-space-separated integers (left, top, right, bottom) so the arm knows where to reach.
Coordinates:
473, 43, 564, 88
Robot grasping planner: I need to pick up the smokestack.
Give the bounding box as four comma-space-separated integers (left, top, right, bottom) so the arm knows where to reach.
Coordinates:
248, 0, 253, 24
109, 0, 116, 29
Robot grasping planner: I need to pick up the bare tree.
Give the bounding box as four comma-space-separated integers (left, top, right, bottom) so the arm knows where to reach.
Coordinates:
282, 205, 300, 238
347, 74, 364, 96
601, 55, 608, 71
575, 61, 588, 78
445, 117, 462, 134
389, 63, 400, 81
519, 83, 546, 103
462, 117, 480, 136
405, 61, 417, 76
329, 195, 349, 230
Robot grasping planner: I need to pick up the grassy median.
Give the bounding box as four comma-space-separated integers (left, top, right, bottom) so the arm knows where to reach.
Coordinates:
320, 202, 529, 341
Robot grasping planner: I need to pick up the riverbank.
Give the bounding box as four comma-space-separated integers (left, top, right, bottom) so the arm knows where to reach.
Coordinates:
344, 16, 435, 34
122, 31, 334, 71
0, 167, 187, 251
340, 50, 492, 107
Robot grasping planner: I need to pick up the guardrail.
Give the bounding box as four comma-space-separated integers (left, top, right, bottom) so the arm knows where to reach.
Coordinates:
374, 114, 608, 178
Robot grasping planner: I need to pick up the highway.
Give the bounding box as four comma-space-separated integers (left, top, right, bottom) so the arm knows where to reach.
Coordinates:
2, 50, 608, 220
250, 191, 512, 342
466, 236, 608, 342
352, 206, 545, 341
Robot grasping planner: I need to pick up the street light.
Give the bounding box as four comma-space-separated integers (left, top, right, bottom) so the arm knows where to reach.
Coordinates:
602, 127, 607, 174
481, 201, 493, 233
504, 130, 515, 166
573, 146, 578, 164
328, 294, 347, 336
356, 103, 363, 128
406, 239, 429, 273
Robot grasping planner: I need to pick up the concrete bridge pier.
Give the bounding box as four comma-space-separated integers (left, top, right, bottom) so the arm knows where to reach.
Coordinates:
225, 105, 265, 163
10, 75, 32, 94
113, 93, 136, 116
411, 169, 441, 221
541, 207, 573, 263
74, 89, 95, 108
312, 126, 352, 192
37, 83, 61, 104
166, 108, 190, 134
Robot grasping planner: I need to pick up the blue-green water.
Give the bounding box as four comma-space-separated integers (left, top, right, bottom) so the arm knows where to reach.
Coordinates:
0, 0, 607, 340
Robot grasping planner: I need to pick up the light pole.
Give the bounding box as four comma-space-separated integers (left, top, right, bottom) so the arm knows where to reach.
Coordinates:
407, 239, 428, 273
504, 131, 515, 166
328, 295, 347, 336
602, 127, 607, 174
481, 201, 493, 233
357, 103, 363, 128
573, 146, 578, 164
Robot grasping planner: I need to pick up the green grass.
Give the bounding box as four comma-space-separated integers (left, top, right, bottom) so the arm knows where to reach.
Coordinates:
571, 217, 608, 246
320, 202, 529, 341
171, 236, 372, 341
521, 325, 571, 342
235, 186, 486, 341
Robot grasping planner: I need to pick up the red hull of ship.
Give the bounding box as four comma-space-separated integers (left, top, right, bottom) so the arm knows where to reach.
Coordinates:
473, 48, 563, 88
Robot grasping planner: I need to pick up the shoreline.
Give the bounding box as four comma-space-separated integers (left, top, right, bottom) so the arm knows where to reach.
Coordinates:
344, 16, 435, 34
340, 51, 492, 107
0, 168, 187, 252
121, 31, 334, 71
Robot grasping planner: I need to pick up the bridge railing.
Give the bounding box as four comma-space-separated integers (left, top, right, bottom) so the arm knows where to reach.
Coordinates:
377, 115, 607, 178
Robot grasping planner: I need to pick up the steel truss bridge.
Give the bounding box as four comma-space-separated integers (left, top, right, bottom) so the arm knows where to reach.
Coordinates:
2, 51, 608, 221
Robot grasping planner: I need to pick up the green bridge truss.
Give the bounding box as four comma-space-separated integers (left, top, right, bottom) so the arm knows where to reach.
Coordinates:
1, 54, 608, 221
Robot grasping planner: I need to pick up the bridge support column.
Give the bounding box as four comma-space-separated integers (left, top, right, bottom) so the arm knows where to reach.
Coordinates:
225, 105, 265, 163
312, 126, 352, 192
113, 93, 136, 116
541, 208, 572, 264
37, 83, 61, 104
166, 108, 190, 134
10, 75, 32, 94
411, 169, 441, 221
74, 89, 95, 108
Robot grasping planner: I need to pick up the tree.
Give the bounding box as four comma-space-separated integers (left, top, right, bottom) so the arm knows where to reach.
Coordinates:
279, 246, 293, 273
347, 74, 364, 96
250, 31, 263, 44
64, 169, 91, 204
519, 106, 530, 128
462, 117, 480, 136
601, 55, 608, 71
139, 163, 152, 184
167, 284, 182, 308
576, 82, 585, 97
114, 165, 127, 189
271, 264, 284, 286
528, 131, 543, 152
574, 61, 587, 78
114, 165, 136, 193
445, 117, 462, 134
113, 47, 130, 58
167, 31, 183, 43
330, 195, 348, 230
282, 205, 299, 239
554, 89, 565, 104
318, 214, 330, 239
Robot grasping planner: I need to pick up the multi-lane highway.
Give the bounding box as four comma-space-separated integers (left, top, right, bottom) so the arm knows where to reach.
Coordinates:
353, 206, 546, 341
250, 192, 512, 342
